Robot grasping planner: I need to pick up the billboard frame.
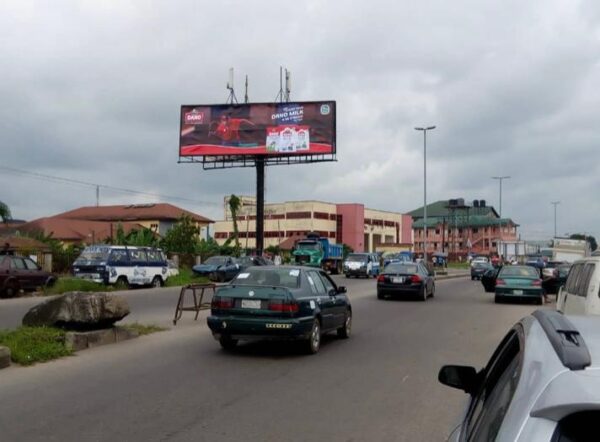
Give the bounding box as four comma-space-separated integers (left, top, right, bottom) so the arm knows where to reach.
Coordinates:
178, 100, 336, 169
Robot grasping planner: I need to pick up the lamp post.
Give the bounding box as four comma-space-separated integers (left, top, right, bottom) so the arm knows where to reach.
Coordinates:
551, 201, 560, 238
491, 176, 510, 218
415, 125, 436, 263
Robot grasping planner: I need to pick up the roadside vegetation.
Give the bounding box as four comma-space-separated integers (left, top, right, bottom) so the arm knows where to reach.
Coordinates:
0, 326, 72, 366
122, 323, 167, 336
164, 267, 209, 287
447, 262, 470, 269
43, 278, 119, 295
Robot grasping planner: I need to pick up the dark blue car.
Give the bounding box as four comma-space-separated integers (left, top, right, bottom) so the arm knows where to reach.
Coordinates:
192, 256, 240, 282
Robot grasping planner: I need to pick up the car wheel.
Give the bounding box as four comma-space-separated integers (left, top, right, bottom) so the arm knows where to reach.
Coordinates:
537, 296, 544, 305
471, 276, 475, 281
151, 276, 163, 288
345, 274, 350, 279
1, 281, 19, 298
337, 309, 352, 339
430, 283, 435, 298
219, 335, 238, 350
377, 291, 384, 300
420, 285, 427, 302
494, 294, 503, 304
305, 319, 321, 354
116, 276, 129, 290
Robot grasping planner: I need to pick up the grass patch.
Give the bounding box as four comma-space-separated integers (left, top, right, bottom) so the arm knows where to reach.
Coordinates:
446, 262, 470, 269
122, 323, 167, 336
164, 267, 210, 287
0, 327, 72, 366
44, 277, 117, 296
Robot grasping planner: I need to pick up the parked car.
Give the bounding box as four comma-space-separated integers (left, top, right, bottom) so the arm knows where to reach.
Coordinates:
192, 255, 239, 282
471, 262, 493, 280
206, 265, 351, 353
0, 255, 56, 298
439, 309, 599, 441
470, 256, 489, 268
376, 262, 435, 301
557, 256, 600, 316
495, 265, 543, 304
236, 255, 272, 271
72, 245, 168, 288
343, 253, 380, 278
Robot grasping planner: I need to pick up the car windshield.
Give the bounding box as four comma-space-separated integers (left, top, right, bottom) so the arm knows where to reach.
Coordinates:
500, 266, 538, 278
474, 262, 489, 268
76, 246, 110, 263
558, 265, 571, 277
346, 254, 367, 262
232, 268, 300, 288
237, 257, 255, 266
296, 242, 320, 251
205, 256, 228, 265
386, 263, 418, 274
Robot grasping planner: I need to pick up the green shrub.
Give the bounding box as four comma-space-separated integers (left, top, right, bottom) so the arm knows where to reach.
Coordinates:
44, 278, 115, 295
164, 267, 209, 287
0, 327, 72, 366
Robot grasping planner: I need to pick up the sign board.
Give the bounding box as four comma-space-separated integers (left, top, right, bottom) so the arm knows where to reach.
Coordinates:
179, 101, 335, 158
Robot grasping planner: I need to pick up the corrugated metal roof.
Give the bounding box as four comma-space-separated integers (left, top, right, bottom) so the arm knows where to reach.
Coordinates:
52, 203, 213, 223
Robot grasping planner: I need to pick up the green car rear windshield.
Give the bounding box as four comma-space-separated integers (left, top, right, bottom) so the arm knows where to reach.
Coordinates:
500, 266, 539, 278
232, 268, 300, 289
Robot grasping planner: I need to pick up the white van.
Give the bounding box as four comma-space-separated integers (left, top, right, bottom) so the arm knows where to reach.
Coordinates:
556, 257, 600, 315
72, 245, 169, 288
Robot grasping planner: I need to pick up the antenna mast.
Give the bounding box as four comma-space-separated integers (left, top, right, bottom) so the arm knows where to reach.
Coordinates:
226, 67, 238, 104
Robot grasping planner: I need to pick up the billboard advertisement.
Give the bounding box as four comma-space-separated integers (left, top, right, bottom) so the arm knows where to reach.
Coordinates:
179, 101, 335, 157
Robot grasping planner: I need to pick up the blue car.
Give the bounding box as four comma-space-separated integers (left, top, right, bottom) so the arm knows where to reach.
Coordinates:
192, 256, 240, 282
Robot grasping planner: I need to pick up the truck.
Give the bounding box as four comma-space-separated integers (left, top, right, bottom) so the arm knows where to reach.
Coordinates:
552, 238, 590, 263
292, 232, 344, 273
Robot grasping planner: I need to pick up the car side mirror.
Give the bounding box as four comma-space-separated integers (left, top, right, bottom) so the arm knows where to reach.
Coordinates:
235, 264, 239, 269
337, 286, 347, 294
438, 365, 479, 395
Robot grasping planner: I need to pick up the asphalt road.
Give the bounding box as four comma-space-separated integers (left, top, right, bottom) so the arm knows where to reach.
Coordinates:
0, 276, 544, 442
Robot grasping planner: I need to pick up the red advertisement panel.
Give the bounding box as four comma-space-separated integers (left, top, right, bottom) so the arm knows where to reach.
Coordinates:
179, 101, 335, 157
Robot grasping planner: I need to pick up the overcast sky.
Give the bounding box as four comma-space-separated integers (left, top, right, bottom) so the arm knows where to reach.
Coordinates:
1, 0, 599, 240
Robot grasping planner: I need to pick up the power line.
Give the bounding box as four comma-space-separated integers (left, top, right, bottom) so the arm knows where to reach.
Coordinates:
0, 165, 220, 207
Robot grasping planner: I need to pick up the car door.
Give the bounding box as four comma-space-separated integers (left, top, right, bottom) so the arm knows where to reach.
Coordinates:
10, 257, 29, 289
24, 257, 46, 288
481, 267, 500, 293
306, 270, 335, 331
561, 263, 585, 315
317, 270, 346, 327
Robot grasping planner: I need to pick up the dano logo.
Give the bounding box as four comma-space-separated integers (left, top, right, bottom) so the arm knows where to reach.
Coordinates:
184, 111, 205, 125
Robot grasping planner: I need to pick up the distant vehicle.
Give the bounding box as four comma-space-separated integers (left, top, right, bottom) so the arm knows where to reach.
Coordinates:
439, 309, 600, 441
525, 256, 546, 271
0, 255, 56, 298
542, 263, 570, 295
192, 256, 239, 282
72, 245, 168, 288
236, 255, 272, 272
206, 266, 351, 353
383, 251, 413, 267
292, 232, 343, 273
470, 256, 489, 268
471, 262, 493, 280
495, 265, 543, 304
376, 262, 435, 301
557, 256, 600, 316
541, 260, 564, 279
343, 253, 380, 278
552, 238, 590, 263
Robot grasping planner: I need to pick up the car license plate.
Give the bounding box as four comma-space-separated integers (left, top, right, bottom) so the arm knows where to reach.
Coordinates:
513, 290, 523, 295
241, 299, 261, 309
392, 277, 404, 283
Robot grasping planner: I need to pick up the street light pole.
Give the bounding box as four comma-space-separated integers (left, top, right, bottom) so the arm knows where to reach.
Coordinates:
415, 125, 436, 263
551, 201, 560, 238
491, 176, 511, 218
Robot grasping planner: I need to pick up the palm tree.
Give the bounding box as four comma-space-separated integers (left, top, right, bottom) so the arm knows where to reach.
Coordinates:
0, 201, 11, 224
228, 194, 241, 255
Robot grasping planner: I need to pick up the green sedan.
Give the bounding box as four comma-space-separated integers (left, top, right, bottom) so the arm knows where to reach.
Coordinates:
494, 265, 543, 304
206, 265, 352, 354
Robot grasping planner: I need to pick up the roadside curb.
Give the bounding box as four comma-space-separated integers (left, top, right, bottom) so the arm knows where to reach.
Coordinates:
0, 345, 10, 369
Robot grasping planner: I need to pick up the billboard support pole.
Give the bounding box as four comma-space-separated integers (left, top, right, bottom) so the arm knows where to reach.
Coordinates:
256, 157, 265, 255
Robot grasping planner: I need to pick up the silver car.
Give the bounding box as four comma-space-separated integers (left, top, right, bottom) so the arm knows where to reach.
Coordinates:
439, 309, 599, 441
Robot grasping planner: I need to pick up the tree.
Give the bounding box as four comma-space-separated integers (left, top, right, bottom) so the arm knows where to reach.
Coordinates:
228, 194, 242, 256
195, 238, 221, 261
160, 215, 199, 255
569, 233, 598, 252
342, 243, 354, 258
0, 201, 12, 224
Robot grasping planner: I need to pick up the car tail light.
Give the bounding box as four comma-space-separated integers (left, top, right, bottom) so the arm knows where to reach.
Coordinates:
495, 279, 506, 286
377, 274, 386, 283
268, 300, 299, 313
211, 297, 234, 309
410, 274, 422, 283
532, 279, 542, 286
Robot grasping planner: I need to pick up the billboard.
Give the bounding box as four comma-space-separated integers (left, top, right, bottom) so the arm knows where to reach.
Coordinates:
179, 101, 335, 157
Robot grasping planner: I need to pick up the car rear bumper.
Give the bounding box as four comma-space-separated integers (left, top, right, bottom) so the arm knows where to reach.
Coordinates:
377, 283, 422, 296
495, 288, 542, 298
345, 269, 368, 277
207, 315, 314, 340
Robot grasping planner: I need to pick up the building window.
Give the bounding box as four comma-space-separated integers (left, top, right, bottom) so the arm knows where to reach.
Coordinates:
313, 212, 330, 220
286, 211, 311, 219
150, 223, 159, 231
435, 229, 440, 235
473, 228, 479, 234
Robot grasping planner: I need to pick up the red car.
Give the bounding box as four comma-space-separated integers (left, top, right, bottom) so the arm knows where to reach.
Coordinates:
0, 255, 56, 298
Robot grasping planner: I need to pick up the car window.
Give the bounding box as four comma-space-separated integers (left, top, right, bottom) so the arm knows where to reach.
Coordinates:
499, 266, 538, 278
146, 250, 164, 263
24, 258, 39, 270
233, 268, 299, 289
307, 271, 326, 295
465, 330, 521, 442
576, 263, 595, 297
566, 264, 583, 293
129, 249, 148, 263
109, 249, 128, 263
10, 258, 26, 270
385, 263, 418, 274
318, 271, 336, 294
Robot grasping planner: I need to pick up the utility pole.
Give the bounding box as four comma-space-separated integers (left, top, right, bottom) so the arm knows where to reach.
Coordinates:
491, 176, 510, 218
551, 201, 560, 238
96, 185, 100, 207
415, 126, 436, 263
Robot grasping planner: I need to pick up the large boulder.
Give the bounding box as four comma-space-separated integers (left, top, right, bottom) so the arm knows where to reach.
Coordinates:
22, 292, 130, 330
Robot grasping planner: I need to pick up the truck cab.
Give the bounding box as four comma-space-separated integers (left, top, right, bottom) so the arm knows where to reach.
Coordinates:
292, 232, 343, 274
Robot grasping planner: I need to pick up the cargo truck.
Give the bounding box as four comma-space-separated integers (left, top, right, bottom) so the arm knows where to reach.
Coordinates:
292, 232, 343, 273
